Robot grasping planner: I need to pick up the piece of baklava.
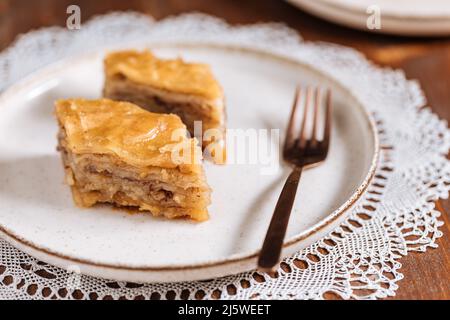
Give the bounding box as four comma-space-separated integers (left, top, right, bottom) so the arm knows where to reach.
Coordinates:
55, 98, 211, 221
103, 50, 226, 164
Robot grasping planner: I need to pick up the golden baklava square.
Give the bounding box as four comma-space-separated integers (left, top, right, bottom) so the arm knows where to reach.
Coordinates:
103, 50, 226, 164
55, 98, 211, 221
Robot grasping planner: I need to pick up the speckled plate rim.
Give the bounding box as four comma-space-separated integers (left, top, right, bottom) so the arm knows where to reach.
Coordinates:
0, 44, 379, 283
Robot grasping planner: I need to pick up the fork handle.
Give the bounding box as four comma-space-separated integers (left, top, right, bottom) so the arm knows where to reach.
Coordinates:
257, 166, 303, 272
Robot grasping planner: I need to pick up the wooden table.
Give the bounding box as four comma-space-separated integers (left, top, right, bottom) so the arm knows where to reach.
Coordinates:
0, 0, 449, 300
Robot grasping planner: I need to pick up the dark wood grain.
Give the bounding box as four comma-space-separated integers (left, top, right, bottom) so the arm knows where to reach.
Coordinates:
0, 0, 449, 300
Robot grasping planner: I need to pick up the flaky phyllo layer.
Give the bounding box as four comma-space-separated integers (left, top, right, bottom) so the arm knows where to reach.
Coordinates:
103, 50, 227, 164
104, 50, 223, 100
55, 99, 211, 221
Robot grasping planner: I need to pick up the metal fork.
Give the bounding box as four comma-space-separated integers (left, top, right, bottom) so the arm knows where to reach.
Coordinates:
257, 86, 332, 273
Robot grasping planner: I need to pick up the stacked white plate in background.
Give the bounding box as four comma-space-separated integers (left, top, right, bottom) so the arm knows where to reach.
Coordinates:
287, 0, 450, 36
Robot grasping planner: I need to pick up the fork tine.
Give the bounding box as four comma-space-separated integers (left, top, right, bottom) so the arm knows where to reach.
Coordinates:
284, 87, 301, 153
311, 87, 321, 143
322, 89, 332, 150
297, 86, 312, 149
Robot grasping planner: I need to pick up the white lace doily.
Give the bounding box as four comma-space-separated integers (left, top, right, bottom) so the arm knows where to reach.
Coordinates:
0, 12, 449, 300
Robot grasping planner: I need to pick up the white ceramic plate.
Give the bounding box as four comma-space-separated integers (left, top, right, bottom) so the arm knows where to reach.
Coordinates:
287, 0, 450, 36
0, 45, 378, 283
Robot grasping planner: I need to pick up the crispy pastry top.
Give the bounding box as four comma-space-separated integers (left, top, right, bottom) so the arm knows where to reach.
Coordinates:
55, 99, 202, 173
104, 50, 223, 100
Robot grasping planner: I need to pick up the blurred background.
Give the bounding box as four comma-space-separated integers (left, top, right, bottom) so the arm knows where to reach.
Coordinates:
0, 0, 449, 300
